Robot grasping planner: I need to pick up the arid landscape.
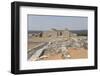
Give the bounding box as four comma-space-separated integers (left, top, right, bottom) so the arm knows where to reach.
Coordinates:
27, 15, 88, 61
28, 28, 88, 61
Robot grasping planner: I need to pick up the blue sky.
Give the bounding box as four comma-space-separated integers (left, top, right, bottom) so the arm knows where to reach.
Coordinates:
28, 15, 88, 31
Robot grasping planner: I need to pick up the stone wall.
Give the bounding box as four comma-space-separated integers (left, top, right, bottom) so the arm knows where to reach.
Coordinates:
30, 28, 77, 39
42, 29, 70, 38
42, 31, 57, 38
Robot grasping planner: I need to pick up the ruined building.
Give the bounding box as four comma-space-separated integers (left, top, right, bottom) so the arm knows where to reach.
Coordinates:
30, 28, 77, 39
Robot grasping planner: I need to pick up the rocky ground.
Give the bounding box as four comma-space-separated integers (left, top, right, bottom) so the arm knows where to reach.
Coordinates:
29, 36, 88, 61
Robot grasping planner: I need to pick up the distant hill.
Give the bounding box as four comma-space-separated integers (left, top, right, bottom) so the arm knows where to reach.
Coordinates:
71, 30, 87, 36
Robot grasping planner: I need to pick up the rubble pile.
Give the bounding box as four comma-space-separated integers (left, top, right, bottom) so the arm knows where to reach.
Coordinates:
36, 36, 88, 60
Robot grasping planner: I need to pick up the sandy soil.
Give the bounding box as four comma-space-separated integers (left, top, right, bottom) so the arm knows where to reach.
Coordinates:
40, 53, 63, 60
32, 48, 88, 61
67, 48, 88, 59
28, 42, 42, 49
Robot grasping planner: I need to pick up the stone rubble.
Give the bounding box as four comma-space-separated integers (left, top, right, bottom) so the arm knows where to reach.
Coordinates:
36, 36, 88, 60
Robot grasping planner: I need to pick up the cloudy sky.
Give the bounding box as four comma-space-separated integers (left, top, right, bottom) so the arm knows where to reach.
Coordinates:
28, 15, 88, 31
